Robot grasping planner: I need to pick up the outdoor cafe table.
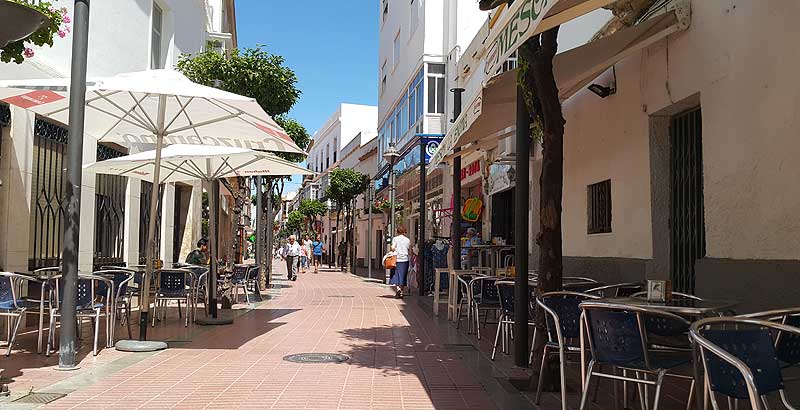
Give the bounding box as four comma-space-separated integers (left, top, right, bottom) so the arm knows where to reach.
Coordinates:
577, 296, 739, 409
463, 244, 514, 275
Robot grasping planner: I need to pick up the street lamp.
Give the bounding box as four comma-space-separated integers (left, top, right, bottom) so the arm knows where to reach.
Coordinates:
383, 142, 400, 242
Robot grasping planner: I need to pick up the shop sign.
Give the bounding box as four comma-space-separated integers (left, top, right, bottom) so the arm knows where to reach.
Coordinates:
461, 160, 481, 181
421, 135, 443, 164
488, 164, 515, 196
484, 0, 558, 76
428, 95, 483, 172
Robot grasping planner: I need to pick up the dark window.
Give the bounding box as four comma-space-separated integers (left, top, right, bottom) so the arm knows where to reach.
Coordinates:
587, 179, 612, 234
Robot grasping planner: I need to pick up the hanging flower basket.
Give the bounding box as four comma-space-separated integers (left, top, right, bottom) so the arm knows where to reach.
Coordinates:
0, 1, 70, 64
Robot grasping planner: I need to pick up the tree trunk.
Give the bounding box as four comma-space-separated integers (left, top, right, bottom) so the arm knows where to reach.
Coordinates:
519, 27, 565, 392
334, 209, 341, 268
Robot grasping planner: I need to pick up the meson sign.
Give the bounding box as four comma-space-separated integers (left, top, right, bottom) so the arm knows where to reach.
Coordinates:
484, 0, 556, 76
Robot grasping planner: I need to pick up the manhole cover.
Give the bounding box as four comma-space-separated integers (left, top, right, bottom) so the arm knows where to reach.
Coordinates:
283, 353, 350, 364
12, 392, 66, 404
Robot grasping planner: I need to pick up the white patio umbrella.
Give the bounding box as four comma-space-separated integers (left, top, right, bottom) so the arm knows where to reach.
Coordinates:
84, 144, 313, 322
0, 70, 305, 340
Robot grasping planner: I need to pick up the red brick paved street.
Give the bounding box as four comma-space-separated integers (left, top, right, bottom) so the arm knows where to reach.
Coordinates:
1, 262, 499, 410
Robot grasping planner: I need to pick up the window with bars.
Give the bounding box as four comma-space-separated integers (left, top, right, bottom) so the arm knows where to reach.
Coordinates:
94, 144, 127, 269
587, 179, 612, 234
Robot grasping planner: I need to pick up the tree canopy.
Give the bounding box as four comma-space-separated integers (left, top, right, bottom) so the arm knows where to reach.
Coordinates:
298, 199, 327, 220
285, 210, 304, 234
325, 169, 370, 208
176, 46, 309, 161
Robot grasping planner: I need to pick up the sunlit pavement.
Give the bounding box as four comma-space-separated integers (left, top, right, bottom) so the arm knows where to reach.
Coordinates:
1, 261, 497, 410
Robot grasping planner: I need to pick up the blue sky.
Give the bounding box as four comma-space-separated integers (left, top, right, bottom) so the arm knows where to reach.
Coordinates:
235, 1, 378, 191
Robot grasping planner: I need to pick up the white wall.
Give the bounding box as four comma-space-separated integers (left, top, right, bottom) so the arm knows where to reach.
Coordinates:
561, 0, 800, 261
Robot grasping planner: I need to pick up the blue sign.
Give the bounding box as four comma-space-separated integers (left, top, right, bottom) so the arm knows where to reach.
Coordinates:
420, 135, 444, 165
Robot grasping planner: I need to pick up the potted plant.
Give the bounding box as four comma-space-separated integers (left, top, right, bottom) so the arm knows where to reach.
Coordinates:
0, 1, 70, 64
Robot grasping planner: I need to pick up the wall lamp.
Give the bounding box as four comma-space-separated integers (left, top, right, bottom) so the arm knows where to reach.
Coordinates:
588, 66, 617, 98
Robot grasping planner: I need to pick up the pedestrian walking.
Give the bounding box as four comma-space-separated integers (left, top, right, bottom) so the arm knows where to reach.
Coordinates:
281, 235, 302, 281
301, 234, 312, 273
388, 225, 411, 298
312, 236, 324, 273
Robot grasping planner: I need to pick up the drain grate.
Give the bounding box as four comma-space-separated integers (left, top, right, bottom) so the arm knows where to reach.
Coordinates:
327, 295, 355, 298
283, 353, 350, 364
12, 392, 66, 404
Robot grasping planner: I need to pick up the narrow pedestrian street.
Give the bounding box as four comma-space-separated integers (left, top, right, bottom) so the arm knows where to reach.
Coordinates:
4, 262, 496, 410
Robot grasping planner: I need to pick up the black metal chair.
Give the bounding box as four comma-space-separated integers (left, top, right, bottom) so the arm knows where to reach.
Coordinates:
534, 291, 600, 410
46, 274, 112, 356
94, 269, 135, 344
491, 281, 535, 360
578, 301, 695, 410
152, 269, 194, 327
691, 316, 799, 410
0, 272, 42, 356
585, 282, 644, 298
468, 276, 501, 340
738, 307, 800, 407
230, 264, 251, 304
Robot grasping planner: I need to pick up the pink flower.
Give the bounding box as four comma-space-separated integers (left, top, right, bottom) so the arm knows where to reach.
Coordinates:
60, 7, 68, 14
63, 15, 71, 23
24, 48, 35, 58
58, 31, 66, 38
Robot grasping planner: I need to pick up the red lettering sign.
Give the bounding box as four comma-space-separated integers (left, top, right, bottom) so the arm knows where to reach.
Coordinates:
2, 90, 65, 109
460, 160, 481, 180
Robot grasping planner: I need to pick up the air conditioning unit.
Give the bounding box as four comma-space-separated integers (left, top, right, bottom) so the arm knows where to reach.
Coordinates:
498, 136, 515, 157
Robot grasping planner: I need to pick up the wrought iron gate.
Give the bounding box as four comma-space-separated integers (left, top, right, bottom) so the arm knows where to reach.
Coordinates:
94, 144, 127, 269
670, 107, 705, 293
29, 120, 69, 271
139, 181, 163, 264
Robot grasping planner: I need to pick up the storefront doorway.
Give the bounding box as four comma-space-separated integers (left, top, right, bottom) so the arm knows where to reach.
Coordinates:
490, 188, 514, 245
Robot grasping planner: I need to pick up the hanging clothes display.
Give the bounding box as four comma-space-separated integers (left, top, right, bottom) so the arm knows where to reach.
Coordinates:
423, 238, 450, 293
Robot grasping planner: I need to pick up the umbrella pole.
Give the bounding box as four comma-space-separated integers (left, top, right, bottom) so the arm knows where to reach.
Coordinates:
140, 95, 168, 341
194, 167, 231, 326
207, 177, 219, 318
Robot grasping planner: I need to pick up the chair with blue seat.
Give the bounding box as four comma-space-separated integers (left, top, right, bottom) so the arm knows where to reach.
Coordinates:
585, 282, 644, 298
691, 316, 799, 410
737, 308, 800, 407
0, 272, 43, 356
534, 291, 600, 410
229, 264, 251, 304
491, 280, 536, 360
152, 269, 195, 327
94, 269, 134, 345
468, 276, 502, 340
245, 265, 262, 302
578, 301, 695, 410
46, 274, 112, 356
185, 265, 209, 319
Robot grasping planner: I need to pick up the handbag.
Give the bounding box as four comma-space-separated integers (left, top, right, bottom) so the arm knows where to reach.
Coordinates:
382, 253, 397, 269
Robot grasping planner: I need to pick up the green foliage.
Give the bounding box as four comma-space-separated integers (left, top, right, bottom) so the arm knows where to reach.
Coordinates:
298, 199, 327, 219
176, 46, 310, 161
274, 116, 310, 162
325, 169, 370, 209
285, 210, 304, 234
2, 2, 67, 64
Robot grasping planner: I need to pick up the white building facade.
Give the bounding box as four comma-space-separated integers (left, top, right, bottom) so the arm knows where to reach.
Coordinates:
0, 0, 237, 273
301, 103, 377, 258
375, 0, 487, 255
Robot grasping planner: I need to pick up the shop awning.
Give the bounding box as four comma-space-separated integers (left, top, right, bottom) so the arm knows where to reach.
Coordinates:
483, 0, 619, 77
429, 6, 689, 171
